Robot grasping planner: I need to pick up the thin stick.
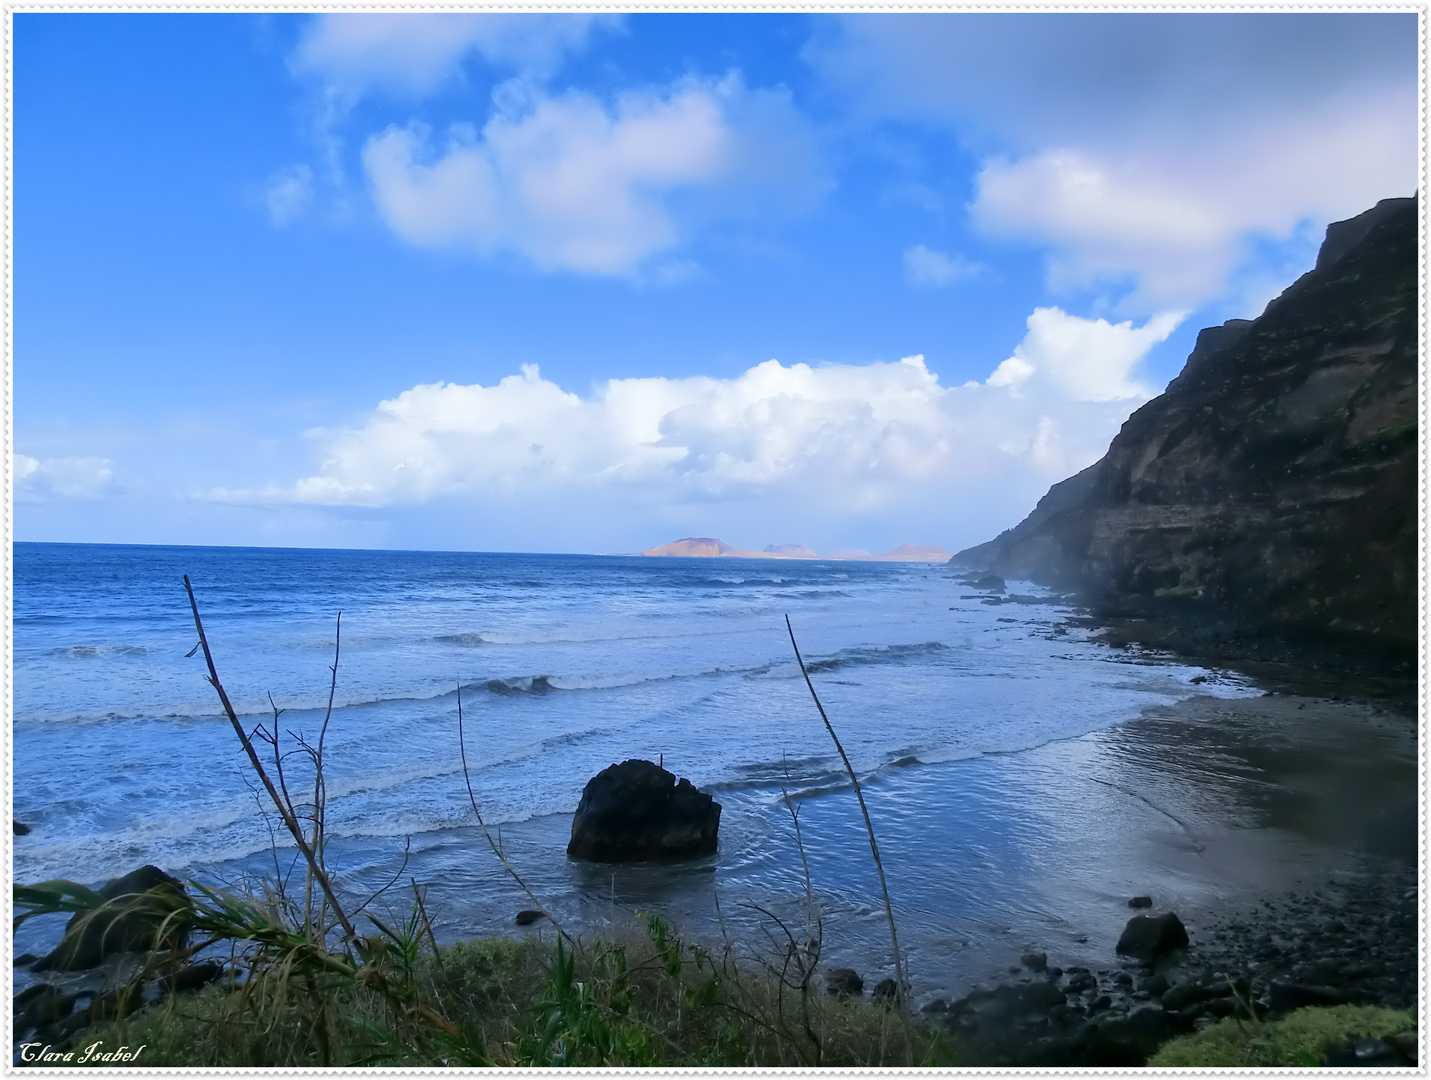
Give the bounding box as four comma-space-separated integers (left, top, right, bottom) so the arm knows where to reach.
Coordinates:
410, 878, 444, 976
456, 685, 571, 943
306, 613, 340, 937
184, 575, 355, 939
785, 614, 913, 1057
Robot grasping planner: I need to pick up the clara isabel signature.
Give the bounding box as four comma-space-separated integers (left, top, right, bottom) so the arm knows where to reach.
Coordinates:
18, 1041, 146, 1064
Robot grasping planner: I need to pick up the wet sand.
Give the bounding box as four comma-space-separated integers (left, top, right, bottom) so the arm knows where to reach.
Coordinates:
304, 683, 1416, 1008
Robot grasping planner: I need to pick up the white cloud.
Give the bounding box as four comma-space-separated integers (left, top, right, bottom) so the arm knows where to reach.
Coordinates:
15, 454, 115, 499
265, 164, 314, 226
295, 13, 619, 97
903, 244, 984, 288
971, 90, 1414, 310
362, 75, 818, 275
810, 13, 1417, 312
986, 307, 1183, 402
210, 308, 1178, 527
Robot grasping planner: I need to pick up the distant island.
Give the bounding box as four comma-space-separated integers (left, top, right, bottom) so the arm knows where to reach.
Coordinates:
638, 537, 952, 563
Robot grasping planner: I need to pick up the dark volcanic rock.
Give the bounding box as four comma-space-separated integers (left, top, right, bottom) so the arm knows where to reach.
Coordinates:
826, 968, 863, 998
567, 759, 721, 863
955, 197, 1417, 667
514, 909, 546, 926
1324, 1037, 1414, 1067
31, 864, 189, 972
872, 977, 903, 1005
1116, 912, 1189, 962
14, 820, 31, 835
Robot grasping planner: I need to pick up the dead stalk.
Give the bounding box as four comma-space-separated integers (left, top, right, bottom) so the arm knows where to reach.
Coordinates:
456, 684, 572, 944
784, 613, 913, 1058
183, 575, 355, 939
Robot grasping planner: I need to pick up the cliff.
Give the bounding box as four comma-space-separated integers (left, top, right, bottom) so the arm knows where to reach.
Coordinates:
956, 197, 1417, 662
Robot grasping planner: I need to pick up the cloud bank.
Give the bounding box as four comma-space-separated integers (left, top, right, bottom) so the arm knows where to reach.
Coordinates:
211, 309, 1181, 543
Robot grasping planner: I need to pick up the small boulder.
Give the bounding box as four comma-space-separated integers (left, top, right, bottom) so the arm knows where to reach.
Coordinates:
1115, 912, 1188, 963
1266, 980, 1351, 1013
161, 960, 226, 996
31, 865, 190, 972
14, 820, 31, 835
971, 573, 1006, 592
872, 978, 903, 1006
1127, 895, 1152, 909
826, 968, 863, 998
1021, 951, 1048, 972
514, 909, 546, 926
15, 984, 75, 1034
567, 759, 720, 863
1324, 1038, 1413, 1067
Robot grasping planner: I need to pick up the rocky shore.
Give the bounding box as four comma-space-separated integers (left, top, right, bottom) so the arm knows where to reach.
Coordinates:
909, 849, 1416, 1066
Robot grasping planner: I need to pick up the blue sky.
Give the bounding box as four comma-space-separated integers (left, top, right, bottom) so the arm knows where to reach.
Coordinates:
14, 12, 1419, 555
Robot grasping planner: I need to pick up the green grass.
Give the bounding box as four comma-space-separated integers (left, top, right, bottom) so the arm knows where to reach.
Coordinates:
71, 924, 953, 1068
1149, 1005, 1415, 1067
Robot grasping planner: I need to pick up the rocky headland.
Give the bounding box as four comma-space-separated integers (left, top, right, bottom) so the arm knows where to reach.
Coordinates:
956, 196, 1417, 690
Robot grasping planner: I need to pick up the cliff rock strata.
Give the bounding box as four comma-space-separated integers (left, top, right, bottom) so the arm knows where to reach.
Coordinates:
957, 197, 1417, 663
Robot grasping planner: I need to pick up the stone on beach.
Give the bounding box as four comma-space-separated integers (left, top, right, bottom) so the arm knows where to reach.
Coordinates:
567, 759, 721, 863
31, 864, 190, 972
1115, 911, 1189, 963
825, 968, 863, 998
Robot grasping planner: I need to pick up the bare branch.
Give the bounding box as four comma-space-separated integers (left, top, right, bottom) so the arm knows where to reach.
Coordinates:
184, 575, 355, 940
785, 613, 913, 1059
456, 684, 571, 944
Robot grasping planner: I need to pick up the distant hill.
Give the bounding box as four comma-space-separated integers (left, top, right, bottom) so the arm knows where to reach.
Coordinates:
642, 538, 737, 557
764, 544, 818, 557
640, 538, 951, 562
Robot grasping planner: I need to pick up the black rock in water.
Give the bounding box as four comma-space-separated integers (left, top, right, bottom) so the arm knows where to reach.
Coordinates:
567, 759, 721, 863
31, 864, 190, 972
826, 968, 863, 998
1116, 911, 1189, 963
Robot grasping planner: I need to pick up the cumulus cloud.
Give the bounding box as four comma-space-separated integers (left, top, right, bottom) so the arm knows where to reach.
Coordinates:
15, 454, 115, 499
810, 13, 1417, 312
903, 244, 984, 288
363, 75, 819, 275
295, 13, 619, 97
210, 308, 1179, 525
986, 308, 1183, 402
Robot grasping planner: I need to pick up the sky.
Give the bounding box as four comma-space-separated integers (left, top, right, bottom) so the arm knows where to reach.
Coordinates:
13, 11, 1420, 555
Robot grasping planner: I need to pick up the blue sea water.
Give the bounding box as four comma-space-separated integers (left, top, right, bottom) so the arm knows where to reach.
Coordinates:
14, 541, 1276, 992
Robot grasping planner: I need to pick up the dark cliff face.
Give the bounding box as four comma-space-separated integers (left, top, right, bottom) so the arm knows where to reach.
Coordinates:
958, 197, 1417, 657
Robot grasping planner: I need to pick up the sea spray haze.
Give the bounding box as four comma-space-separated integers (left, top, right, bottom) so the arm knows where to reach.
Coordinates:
13, 541, 1259, 986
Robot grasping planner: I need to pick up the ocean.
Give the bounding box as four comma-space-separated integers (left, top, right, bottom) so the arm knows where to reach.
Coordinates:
16, 540, 1315, 995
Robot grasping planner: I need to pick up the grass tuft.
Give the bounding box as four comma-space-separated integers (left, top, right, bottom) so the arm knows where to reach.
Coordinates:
1149, 1005, 1415, 1067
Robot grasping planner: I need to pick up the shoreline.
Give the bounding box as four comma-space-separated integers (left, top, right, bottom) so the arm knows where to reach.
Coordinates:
14, 649, 1419, 1065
